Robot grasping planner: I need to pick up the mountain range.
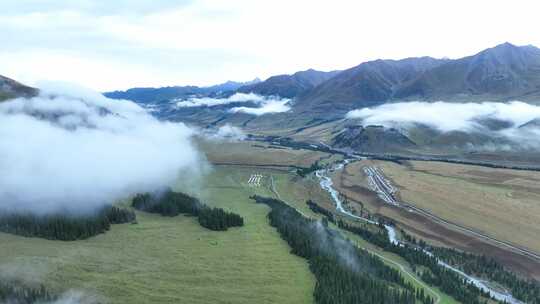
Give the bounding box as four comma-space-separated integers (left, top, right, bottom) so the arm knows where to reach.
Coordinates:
103, 78, 260, 103
103, 42, 540, 113
3, 42, 540, 158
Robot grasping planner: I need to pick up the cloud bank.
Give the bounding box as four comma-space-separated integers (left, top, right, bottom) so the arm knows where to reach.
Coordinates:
346, 101, 540, 149
213, 124, 247, 141
176, 92, 265, 107
0, 83, 204, 214
176, 92, 291, 115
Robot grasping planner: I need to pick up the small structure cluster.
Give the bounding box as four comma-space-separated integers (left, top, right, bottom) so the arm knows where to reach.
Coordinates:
363, 166, 399, 206
247, 174, 264, 187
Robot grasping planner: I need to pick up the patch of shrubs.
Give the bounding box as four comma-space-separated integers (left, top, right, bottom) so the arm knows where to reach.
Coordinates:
250, 195, 431, 304
132, 188, 244, 231
0, 280, 56, 304
0, 205, 135, 241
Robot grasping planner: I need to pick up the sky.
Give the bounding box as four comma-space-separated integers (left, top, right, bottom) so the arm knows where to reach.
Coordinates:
1, 0, 540, 91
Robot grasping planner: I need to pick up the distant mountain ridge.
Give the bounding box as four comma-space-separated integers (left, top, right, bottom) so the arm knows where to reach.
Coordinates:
395, 43, 540, 101
237, 69, 341, 98
0, 75, 38, 101
103, 78, 260, 103
295, 43, 540, 114
294, 57, 447, 113
104, 43, 540, 112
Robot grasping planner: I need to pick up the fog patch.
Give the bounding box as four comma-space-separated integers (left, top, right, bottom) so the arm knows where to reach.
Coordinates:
176, 92, 264, 108
47, 290, 100, 304
229, 98, 290, 116
313, 221, 362, 272
203, 124, 246, 141
0, 82, 205, 214
347, 101, 540, 149
176, 92, 291, 115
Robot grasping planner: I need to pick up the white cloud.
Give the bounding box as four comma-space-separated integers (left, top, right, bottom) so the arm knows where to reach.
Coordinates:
176, 92, 264, 107
176, 92, 291, 116
346, 101, 540, 148
347, 101, 540, 132
0, 83, 204, 214
229, 99, 291, 116
202, 124, 246, 141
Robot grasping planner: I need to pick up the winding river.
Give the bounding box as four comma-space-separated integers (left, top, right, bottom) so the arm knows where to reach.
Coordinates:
315, 160, 524, 304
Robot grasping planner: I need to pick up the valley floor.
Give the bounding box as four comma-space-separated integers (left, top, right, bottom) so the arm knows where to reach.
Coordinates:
0, 166, 316, 304
333, 159, 540, 280
2, 141, 538, 303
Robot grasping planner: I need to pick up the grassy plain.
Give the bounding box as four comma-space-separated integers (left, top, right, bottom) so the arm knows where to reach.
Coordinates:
0, 141, 467, 304
0, 166, 315, 304
198, 139, 332, 168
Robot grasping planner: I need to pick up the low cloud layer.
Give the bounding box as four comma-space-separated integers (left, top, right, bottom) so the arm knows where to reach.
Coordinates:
346, 101, 540, 148
176, 92, 264, 107
0, 83, 204, 214
176, 92, 291, 116
347, 101, 540, 132
228, 99, 290, 115
202, 124, 246, 141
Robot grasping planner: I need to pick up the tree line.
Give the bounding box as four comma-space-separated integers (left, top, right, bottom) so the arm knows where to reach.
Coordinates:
430, 243, 540, 304
337, 220, 499, 304
0, 205, 135, 241
132, 188, 243, 231
0, 280, 56, 304
306, 200, 335, 222
251, 195, 434, 304
296, 161, 322, 177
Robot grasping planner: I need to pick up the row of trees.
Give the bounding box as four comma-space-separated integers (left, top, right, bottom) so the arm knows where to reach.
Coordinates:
132, 188, 244, 231
337, 220, 495, 304
251, 195, 434, 304
431, 244, 540, 304
296, 161, 322, 177
306, 200, 335, 222
0, 280, 56, 304
198, 207, 243, 231
0, 206, 135, 241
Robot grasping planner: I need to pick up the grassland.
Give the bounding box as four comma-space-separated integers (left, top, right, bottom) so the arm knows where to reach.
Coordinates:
372, 160, 540, 253
198, 139, 333, 168
0, 166, 315, 304
332, 159, 540, 279
0, 139, 472, 304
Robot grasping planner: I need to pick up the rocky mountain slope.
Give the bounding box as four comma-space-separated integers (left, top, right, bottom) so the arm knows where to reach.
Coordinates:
237, 69, 341, 98
0, 75, 38, 101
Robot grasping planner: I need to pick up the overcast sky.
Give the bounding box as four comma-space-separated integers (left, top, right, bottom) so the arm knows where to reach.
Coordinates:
1, 0, 539, 91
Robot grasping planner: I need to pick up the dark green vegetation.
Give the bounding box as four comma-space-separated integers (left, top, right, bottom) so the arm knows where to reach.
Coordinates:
306, 200, 335, 222
296, 161, 322, 177
251, 195, 434, 304
338, 221, 516, 304
132, 189, 244, 231
132, 190, 201, 216
0, 206, 135, 241
430, 245, 540, 304
0, 281, 56, 304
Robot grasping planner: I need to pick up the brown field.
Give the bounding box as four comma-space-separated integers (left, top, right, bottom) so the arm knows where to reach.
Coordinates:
198, 139, 331, 168
333, 159, 540, 279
